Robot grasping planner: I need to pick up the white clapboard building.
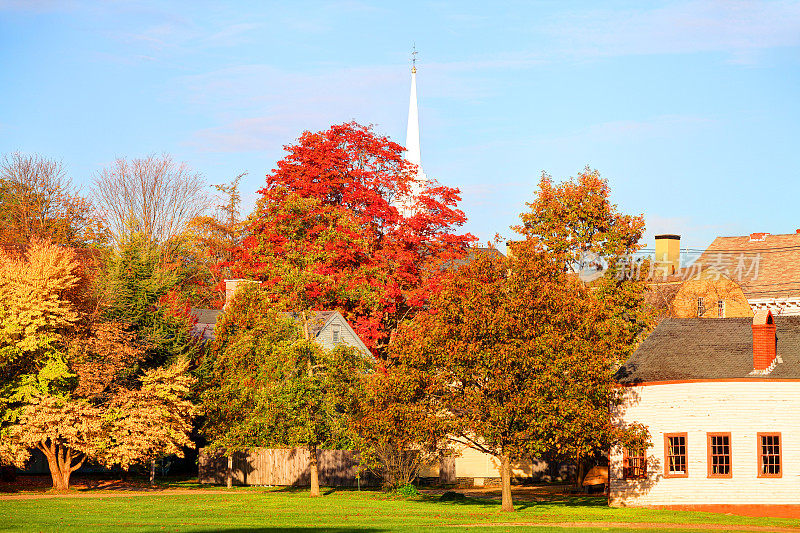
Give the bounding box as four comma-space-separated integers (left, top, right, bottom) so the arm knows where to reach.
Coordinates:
610, 310, 799, 508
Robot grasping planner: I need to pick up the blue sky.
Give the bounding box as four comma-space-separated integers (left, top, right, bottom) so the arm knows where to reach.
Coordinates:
1, 1, 799, 252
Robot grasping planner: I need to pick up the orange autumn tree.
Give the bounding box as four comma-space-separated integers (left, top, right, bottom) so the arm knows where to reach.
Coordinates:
516, 167, 645, 275
226, 122, 473, 357
347, 364, 448, 489
0, 152, 105, 248
391, 242, 649, 512
186, 172, 246, 308
0, 241, 196, 490
516, 168, 654, 458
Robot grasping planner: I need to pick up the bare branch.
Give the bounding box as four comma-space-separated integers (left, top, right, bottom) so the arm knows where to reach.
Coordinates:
0, 152, 99, 247
92, 154, 209, 245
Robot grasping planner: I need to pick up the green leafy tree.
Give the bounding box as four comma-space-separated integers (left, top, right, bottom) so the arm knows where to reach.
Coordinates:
99, 232, 196, 370
203, 284, 370, 497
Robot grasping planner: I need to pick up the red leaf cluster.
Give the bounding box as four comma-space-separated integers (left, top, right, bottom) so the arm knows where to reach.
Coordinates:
226, 122, 474, 356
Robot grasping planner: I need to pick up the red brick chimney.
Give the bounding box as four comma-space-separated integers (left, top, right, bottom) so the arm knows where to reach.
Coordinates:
224, 279, 259, 309
752, 309, 776, 372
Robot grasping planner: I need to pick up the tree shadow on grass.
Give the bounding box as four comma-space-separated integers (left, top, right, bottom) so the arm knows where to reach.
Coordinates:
513, 496, 608, 512
411, 491, 608, 512
414, 493, 503, 509
267, 486, 383, 497
180, 526, 388, 533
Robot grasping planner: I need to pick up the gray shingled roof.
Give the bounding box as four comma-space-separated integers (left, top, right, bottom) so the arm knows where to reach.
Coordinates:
449, 247, 506, 268
190, 308, 340, 339
284, 311, 337, 337
615, 317, 800, 384
191, 308, 222, 325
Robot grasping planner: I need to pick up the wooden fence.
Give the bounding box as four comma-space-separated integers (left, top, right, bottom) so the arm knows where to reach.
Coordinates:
198, 447, 379, 487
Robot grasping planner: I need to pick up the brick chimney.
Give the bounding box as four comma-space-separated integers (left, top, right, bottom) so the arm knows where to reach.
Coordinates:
654, 234, 681, 277
752, 309, 776, 372
224, 279, 259, 309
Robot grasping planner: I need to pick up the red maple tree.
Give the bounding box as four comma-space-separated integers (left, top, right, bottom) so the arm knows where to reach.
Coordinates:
227, 122, 474, 356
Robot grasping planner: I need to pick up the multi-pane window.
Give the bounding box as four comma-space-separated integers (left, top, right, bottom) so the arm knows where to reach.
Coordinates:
707, 433, 731, 478
331, 324, 341, 344
758, 433, 782, 478
697, 297, 705, 317
664, 433, 688, 477
717, 299, 725, 318
623, 447, 646, 479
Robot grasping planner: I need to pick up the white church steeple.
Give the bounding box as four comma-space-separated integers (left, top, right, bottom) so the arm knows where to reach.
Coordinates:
398, 46, 427, 217
405, 50, 422, 170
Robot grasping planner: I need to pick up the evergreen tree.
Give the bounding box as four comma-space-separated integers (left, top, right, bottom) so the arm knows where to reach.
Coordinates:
99, 232, 196, 371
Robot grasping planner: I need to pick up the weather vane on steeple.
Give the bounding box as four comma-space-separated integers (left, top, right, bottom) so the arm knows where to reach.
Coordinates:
411, 43, 418, 73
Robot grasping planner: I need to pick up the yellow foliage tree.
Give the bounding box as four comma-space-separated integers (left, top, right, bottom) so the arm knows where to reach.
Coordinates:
103, 359, 198, 470
0, 240, 80, 356
0, 241, 197, 490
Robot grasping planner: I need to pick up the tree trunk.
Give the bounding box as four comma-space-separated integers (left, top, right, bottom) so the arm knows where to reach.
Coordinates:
150, 459, 156, 487
309, 444, 320, 497
61, 466, 72, 490
576, 457, 586, 493
38, 442, 84, 491
42, 448, 66, 490
302, 312, 321, 498
500, 454, 514, 512
226, 454, 233, 489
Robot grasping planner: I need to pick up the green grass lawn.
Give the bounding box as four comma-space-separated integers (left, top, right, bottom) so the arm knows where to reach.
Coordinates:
1, 487, 798, 533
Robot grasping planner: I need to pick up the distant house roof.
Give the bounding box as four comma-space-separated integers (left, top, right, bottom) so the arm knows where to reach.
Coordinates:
449, 246, 505, 268
287, 311, 373, 359
615, 317, 800, 384
285, 311, 337, 337
189, 307, 372, 358
191, 308, 222, 325
689, 233, 800, 300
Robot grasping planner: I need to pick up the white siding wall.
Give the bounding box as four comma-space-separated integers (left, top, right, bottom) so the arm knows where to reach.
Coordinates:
417, 442, 549, 479
317, 320, 359, 352
610, 381, 800, 506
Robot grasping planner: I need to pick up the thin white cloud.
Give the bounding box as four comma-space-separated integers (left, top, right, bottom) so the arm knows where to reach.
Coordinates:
187, 114, 325, 153
109, 18, 261, 58
0, 0, 73, 11
544, 0, 800, 61
204, 22, 261, 47
176, 60, 502, 153
568, 115, 716, 142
